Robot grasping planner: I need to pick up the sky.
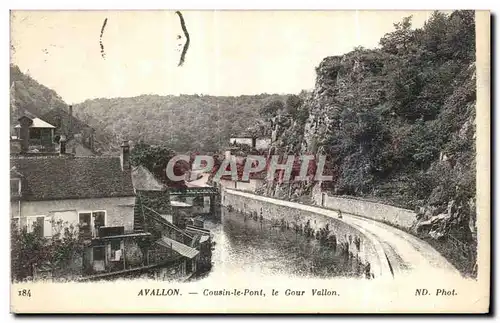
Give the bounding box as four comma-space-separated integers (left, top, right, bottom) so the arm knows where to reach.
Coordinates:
10, 10, 434, 104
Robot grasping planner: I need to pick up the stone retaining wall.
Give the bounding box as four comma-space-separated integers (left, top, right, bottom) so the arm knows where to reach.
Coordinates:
312, 184, 417, 229
222, 189, 386, 278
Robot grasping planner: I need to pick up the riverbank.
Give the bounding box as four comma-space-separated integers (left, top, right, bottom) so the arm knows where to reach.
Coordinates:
222, 188, 460, 278
223, 209, 368, 279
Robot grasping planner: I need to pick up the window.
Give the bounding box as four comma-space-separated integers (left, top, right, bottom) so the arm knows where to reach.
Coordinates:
27, 216, 52, 237
10, 179, 20, 196
79, 213, 92, 238
78, 210, 106, 238
93, 211, 106, 234
29, 128, 42, 140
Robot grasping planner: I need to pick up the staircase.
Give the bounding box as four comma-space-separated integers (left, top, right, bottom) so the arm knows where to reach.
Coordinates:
133, 202, 146, 232
133, 214, 145, 232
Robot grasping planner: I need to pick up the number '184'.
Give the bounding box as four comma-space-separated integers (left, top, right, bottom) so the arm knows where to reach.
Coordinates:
18, 289, 31, 297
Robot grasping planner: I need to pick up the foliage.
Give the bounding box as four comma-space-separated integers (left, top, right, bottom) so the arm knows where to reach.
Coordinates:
130, 141, 188, 188
10, 65, 67, 126
11, 219, 85, 281
259, 99, 285, 119
10, 63, 287, 153
379, 16, 415, 55
285, 95, 303, 118
270, 11, 477, 275
299, 10, 476, 206
73, 94, 287, 153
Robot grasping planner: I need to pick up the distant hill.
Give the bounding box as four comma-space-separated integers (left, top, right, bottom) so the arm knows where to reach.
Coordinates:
73, 94, 287, 153
10, 64, 285, 154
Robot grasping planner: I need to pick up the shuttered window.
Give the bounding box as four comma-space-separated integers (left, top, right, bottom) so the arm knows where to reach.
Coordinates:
27, 216, 51, 238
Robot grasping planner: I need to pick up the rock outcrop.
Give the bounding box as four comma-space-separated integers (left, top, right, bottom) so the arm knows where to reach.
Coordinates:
266, 11, 477, 276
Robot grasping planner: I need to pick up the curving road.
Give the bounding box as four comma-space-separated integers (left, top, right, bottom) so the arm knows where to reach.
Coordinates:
224, 189, 461, 279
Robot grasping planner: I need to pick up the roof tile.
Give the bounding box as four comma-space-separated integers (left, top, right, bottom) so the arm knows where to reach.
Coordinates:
11, 155, 135, 201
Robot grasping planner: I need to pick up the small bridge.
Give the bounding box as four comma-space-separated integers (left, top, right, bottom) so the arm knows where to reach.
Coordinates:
170, 186, 221, 217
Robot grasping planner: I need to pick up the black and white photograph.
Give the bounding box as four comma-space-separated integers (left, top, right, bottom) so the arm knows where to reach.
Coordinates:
8, 9, 490, 313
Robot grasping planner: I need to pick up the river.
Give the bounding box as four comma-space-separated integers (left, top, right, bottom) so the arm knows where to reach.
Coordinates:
201, 207, 366, 280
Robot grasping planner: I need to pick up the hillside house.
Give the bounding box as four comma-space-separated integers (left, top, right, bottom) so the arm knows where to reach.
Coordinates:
229, 136, 271, 151
11, 107, 99, 157
13, 116, 56, 153
10, 140, 152, 277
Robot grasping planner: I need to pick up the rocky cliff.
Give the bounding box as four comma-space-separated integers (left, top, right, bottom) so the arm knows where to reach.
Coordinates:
268, 11, 477, 276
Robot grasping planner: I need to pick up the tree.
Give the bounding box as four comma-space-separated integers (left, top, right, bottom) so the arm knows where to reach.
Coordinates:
285, 94, 303, 118
130, 142, 188, 188
259, 99, 284, 118
379, 16, 415, 55
11, 219, 85, 282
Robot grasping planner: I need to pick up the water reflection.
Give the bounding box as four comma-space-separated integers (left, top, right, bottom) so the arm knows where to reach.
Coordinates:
203, 208, 365, 279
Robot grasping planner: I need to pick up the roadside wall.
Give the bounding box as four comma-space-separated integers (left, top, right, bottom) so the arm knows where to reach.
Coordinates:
222, 189, 387, 278
218, 179, 264, 193
312, 184, 417, 229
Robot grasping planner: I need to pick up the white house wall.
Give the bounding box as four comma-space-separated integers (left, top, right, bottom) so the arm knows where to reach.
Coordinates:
229, 138, 253, 146
11, 196, 136, 234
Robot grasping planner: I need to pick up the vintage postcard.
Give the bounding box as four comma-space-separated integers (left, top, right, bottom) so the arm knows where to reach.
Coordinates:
9, 10, 490, 313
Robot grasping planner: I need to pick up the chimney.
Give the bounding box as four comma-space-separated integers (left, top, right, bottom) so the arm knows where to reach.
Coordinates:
59, 135, 67, 155
120, 140, 130, 171
68, 105, 73, 137
18, 116, 33, 154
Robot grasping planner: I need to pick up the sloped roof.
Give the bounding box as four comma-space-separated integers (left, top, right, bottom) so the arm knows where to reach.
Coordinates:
11, 155, 135, 201
131, 165, 166, 191
156, 236, 199, 259
14, 117, 55, 129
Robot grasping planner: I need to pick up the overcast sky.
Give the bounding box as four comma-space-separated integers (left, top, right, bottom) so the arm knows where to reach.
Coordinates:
11, 10, 434, 104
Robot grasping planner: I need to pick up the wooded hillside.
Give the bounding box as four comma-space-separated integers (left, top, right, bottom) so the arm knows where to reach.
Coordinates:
10, 64, 67, 126
73, 94, 286, 153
